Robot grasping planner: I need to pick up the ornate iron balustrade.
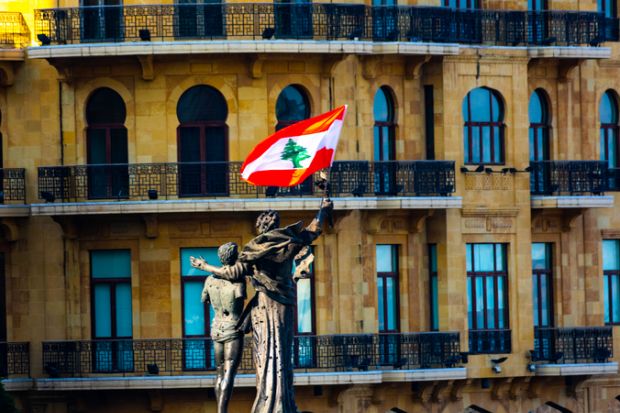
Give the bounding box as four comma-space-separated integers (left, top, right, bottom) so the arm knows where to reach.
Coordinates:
529, 160, 608, 195
468, 329, 512, 354
33, 4, 617, 46
0, 342, 30, 377
41, 332, 461, 377
0, 12, 30, 48
0, 169, 27, 204
37, 160, 455, 202
533, 326, 613, 363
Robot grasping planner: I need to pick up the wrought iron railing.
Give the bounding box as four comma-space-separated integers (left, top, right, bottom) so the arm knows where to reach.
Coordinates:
0, 169, 27, 204
0, 12, 30, 48
33, 4, 618, 46
41, 332, 462, 377
533, 326, 613, 363
529, 160, 608, 195
468, 329, 512, 354
0, 342, 30, 377
608, 167, 620, 191
37, 160, 455, 202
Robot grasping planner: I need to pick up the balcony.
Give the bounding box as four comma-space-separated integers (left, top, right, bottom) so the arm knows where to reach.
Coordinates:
0, 12, 30, 49
34, 160, 459, 215
0, 341, 30, 378
532, 327, 617, 376
31, 4, 617, 58
468, 329, 511, 354
0, 168, 29, 217
38, 333, 465, 388
529, 161, 614, 209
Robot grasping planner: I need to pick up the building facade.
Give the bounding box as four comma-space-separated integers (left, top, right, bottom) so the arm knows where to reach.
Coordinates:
1, 0, 620, 412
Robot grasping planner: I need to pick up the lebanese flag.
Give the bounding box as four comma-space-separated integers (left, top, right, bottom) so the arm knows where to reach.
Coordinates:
241, 105, 347, 187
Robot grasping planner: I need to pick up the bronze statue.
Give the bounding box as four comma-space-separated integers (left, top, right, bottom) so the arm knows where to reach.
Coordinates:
190, 242, 250, 413
198, 198, 333, 413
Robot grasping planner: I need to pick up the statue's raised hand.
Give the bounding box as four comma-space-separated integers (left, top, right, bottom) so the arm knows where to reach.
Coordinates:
190, 256, 207, 270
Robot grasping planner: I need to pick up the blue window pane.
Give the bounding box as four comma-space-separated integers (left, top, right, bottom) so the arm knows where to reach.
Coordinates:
610, 132, 618, 166
297, 278, 313, 333
377, 277, 384, 331
600, 91, 618, 124
464, 127, 470, 162
466, 244, 472, 272
471, 126, 480, 162
533, 275, 540, 327
382, 127, 391, 160
474, 244, 495, 272
373, 87, 391, 122
276, 85, 310, 122
532, 243, 549, 270
603, 240, 620, 271
529, 91, 543, 123
92, 250, 131, 278
431, 276, 439, 330
475, 277, 484, 327
386, 277, 397, 330
486, 278, 495, 328
115, 283, 132, 337
94, 284, 112, 338
373, 127, 381, 160
181, 247, 219, 276
376, 245, 396, 272
495, 245, 505, 271
468, 88, 491, 122
482, 127, 491, 163
430, 245, 437, 272
540, 275, 549, 326
184, 281, 206, 336
467, 277, 473, 328
491, 92, 501, 121
497, 277, 505, 328
493, 126, 501, 162
604, 274, 610, 324
613, 275, 620, 323
529, 129, 536, 161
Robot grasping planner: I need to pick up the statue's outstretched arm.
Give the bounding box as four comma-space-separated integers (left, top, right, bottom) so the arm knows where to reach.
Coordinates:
190, 256, 227, 277
305, 198, 333, 238
190, 256, 249, 282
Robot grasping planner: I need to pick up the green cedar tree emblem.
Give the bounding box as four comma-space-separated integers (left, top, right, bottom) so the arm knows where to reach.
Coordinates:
280, 138, 311, 168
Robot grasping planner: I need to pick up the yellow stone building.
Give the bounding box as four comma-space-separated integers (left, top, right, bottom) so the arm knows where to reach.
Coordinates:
1, 0, 620, 411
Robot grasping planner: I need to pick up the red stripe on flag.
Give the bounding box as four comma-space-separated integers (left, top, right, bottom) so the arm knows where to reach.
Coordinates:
243, 147, 334, 186
241, 106, 345, 171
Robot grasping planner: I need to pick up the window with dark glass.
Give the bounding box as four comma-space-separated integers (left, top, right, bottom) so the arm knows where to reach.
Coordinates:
377, 244, 399, 365
90, 250, 133, 372
463, 88, 505, 165
372, 0, 398, 41
175, 0, 224, 38
598, 0, 617, 18
443, 0, 478, 9
374, 86, 397, 194
532, 243, 553, 327
177, 85, 228, 196
86, 87, 128, 200
467, 243, 510, 354
180, 247, 218, 370
429, 244, 439, 331
293, 247, 315, 368
276, 85, 310, 131
529, 89, 551, 194
600, 90, 619, 190
528, 0, 549, 43
274, 0, 313, 39
81, 0, 122, 41
603, 240, 620, 324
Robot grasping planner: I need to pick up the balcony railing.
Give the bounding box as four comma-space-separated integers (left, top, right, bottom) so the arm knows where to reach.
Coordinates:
0, 169, 27, 204
608, 167, 620, 191
0, 12, 30, 48
37, 160, 455, 202
41, 332, 461, 376
34, 4, 618, 47
529, 160, 608, 195
0, 342, 30, 377
468, 329, 512, 354
533, 326, 613, 363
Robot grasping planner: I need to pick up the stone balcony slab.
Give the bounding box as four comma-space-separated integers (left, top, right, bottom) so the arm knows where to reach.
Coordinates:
30, 196, 463, 216
530, 195, 614, 208
534, 362, 618, 376
0, 205, 30, 217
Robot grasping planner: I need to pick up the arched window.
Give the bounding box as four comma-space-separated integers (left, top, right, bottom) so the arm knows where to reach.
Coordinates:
600, 90, 619, 168
374, 86, 397, 194
177, 85, 228, 196
529, 89, 551, 194
275, 85, 310, 131
529, 89, 550, 161
462, 87, 504, 165
86, 87, 128, 199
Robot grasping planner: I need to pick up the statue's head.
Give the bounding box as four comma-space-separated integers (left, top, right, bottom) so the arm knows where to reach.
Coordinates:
218, 242, 238, 266
256, 210, 280, 234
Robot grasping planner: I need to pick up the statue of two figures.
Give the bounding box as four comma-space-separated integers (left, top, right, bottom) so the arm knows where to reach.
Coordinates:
190, 198, 333, 413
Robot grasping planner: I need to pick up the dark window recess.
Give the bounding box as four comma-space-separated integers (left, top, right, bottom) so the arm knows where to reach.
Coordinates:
462, 87, 505, 165
424, 85, 435, 160
177, 85, 229, 197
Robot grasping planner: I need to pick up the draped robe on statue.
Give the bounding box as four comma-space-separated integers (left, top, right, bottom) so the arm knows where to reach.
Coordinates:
223, 221, 320, 413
